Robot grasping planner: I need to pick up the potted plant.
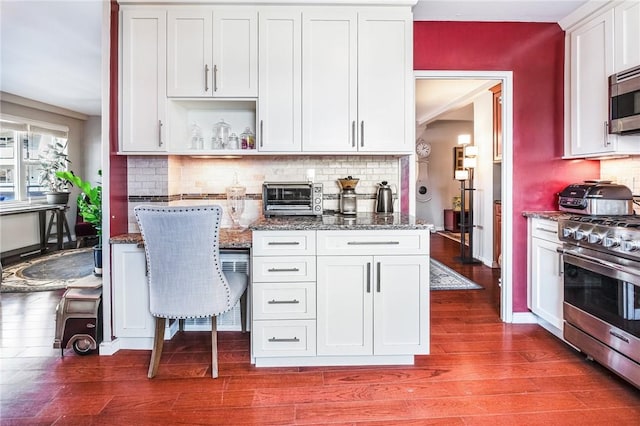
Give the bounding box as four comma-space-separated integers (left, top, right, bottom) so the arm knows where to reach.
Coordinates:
56, 170, 102, 276
39, 141, 71, 204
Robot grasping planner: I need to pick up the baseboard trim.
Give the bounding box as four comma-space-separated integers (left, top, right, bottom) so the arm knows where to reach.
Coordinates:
511, 312, 538, 324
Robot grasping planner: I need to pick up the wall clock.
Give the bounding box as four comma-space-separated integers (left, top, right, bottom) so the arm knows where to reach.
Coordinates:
416, 139, 431, 158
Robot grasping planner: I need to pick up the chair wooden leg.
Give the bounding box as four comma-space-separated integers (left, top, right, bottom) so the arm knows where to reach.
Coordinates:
240, 290, 248, 333
148, 317, 166, 378
211, 316, 218, 378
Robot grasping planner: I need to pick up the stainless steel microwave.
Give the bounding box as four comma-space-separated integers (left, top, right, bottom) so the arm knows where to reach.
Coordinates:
262, 182, 323, 217
609, 65, 640, 134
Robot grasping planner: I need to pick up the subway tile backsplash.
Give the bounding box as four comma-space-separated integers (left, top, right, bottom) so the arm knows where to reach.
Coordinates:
126, 155, 400, 232
600, 157, 640, 214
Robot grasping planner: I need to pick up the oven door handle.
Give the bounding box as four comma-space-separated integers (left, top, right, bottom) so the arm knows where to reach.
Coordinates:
557, 247, 640, 280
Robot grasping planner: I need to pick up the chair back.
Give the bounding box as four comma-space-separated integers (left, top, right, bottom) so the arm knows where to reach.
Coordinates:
134, 205, 232, 319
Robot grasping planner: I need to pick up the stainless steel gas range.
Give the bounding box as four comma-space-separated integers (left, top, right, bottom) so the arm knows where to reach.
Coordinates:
558, 215, 640, 389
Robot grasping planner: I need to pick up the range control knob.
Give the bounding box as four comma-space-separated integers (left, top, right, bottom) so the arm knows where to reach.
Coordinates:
588, 233, 604, 244
574, 230, 588, 241
562, 227, 575, 238
603, 236, 621, 248
622, 240, 640, 252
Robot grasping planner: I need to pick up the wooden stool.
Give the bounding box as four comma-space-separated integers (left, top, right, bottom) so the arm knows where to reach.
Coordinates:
46, 206, 72, 249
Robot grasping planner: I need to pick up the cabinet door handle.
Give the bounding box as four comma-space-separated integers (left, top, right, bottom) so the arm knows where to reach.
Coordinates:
351, 121, 356, 147
268, 299, 300, 304
558, 252, 564, 276
158, 120, 163, 147
267, 241, 300, 246
204, 64, 209, 92
213, 64, 218, 92
376, 261, 381, 293
267, 267, 300, 272
347, 241, 400, 245
268, 337, 300, 343
604, 121, 611, 147
366, 262, 371, 293
360, 121, 365, 147
260, 120, 264, 147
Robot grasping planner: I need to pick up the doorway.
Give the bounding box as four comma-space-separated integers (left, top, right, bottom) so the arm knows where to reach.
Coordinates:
414, 70, 513, 323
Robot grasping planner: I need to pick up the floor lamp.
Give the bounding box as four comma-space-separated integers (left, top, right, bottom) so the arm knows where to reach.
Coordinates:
455, 139, 481, 264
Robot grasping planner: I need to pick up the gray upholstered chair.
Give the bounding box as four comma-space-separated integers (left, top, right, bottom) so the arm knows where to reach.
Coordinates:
134, 205, 248, 378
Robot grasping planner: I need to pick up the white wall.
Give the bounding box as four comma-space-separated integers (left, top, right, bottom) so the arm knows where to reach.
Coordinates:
415, 120, 473, 229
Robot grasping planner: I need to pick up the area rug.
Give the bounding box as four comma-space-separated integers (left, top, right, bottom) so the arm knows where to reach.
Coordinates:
1, 248, 94, 293
430, 258, 483, 291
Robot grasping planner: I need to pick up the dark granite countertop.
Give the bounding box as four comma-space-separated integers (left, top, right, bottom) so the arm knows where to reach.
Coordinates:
111, 213, 433, 247
250, 212, 433, 231
110, 228, 253, 249
521, 211, 569, 221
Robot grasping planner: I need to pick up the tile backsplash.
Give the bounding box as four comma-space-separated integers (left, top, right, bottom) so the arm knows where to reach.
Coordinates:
600, 157, 640, 214
127, 155, 400, 231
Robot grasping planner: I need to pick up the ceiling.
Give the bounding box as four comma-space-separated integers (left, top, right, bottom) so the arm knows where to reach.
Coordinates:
0, 0, 587, 118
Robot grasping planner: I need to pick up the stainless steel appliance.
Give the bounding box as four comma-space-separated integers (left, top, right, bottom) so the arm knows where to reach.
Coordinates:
558, 215, 640, 389
262, 182, 323, 217
338, 176, 359, 215
609, 65, 640, 134
375, 181, 394, 214
558, 180, 633, 215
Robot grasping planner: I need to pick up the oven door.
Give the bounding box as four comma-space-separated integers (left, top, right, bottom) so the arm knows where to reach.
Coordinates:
263, 183, 313, 213
560, 246, 640, 364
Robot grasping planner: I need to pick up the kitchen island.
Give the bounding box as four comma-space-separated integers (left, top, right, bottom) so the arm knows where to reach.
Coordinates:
108, 213, 432, 366
250, 213, 432, 367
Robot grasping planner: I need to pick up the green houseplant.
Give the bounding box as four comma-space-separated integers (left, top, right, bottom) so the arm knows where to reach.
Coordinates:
39, 141, 71, 204
56, 170, 102, 275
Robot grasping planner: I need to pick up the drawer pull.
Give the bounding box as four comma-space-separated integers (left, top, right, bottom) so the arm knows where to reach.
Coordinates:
268, 299, 300, 304
535, 227, 557, 234
267, 241, 301, 246
267, 268, 300, 272
347, 241, 400, 245
268, 337, 300, 343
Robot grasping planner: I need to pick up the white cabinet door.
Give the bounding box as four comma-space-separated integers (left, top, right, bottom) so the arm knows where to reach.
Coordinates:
317, 255, 372, 356
569, 9, 617, 156
373, 256, 429, 355
167, 9, 212, 97
614, 1, 640, 73
258, 10, 302, 152
212, 9, 258, 97
301, 11, 357, 152
112, 244, 154, 338
121, 8, 167, 152
167, 9, 257, 98
530, 237, 563, 330
317, 255, 428, 356
357, 9, 412, 152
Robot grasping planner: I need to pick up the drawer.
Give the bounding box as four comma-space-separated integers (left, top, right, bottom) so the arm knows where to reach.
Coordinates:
252, 256, 316, 282
253, 282, 316, 320
316, 230, 429, 256
252, 320, 316, 357
531, 218, 560, 243
252, 231, 316, 256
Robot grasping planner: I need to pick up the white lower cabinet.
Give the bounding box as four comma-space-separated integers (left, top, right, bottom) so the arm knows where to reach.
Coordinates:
316, 255, 429, 356
251, 229, 430, 367
528, 218, 564, 337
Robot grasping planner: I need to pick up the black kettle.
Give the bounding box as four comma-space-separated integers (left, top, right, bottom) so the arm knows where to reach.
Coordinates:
375, 181, 394, 213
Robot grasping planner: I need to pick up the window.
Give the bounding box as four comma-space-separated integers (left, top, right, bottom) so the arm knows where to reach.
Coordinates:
0, 117, 69, 203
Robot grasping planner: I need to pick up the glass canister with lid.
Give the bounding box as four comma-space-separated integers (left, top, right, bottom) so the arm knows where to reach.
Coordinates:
213, 119, 231, 148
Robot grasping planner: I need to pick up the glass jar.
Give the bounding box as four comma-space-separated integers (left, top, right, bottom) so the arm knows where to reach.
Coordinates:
189, 122, 202, 150
213, 119, 231, 148
240, 127, 255, 150
227, 133, 239, 150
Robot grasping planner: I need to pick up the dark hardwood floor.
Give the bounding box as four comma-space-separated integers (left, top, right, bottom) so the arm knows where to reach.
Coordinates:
1, 234, 638, 424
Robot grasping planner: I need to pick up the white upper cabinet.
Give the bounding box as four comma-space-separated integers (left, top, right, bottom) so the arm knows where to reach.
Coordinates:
614, 0, 640, 73
301, 8, 412, 153
565, 1, 640, 158
258, 10, 302, 152
121, 8, 167, 153
302, 11, 358, 152
357, 9, 412, 152
167, 8, 257, 98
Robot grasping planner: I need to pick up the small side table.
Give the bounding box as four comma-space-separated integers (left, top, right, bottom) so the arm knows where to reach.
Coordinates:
444, 209, 468, 233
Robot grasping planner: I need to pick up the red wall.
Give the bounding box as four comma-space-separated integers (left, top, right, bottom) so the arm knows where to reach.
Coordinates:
414, 22, 599, 313
109, 0, 128, 237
